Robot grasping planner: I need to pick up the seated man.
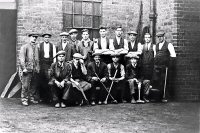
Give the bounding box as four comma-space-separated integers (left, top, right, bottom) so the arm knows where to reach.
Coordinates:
107, 52, 126, 103
125, 55, 144, 104
87, 51, 109, 105
48, 50, 72, 108
69, 53, 91, 105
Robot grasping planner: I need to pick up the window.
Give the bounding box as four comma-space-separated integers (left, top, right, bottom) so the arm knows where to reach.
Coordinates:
63, 0, 102, 39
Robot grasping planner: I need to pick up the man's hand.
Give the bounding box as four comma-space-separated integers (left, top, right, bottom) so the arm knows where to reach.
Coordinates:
60, 80, 65, 88
100, 78, 106, 82
23, 69, 28, 73
79, 59, 84, 64
55, 80, 62, 88
92, 77, 98, 81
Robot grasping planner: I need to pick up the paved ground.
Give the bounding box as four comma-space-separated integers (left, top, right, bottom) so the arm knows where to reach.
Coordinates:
0, 98, 199, 133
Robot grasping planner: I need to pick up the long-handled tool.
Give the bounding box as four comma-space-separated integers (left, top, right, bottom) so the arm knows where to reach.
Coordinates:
104, 69, 118, 104
162, 67, 168, 102
136, 82, 144, 103
72, 81, 89, 105
94, 72, 116, 102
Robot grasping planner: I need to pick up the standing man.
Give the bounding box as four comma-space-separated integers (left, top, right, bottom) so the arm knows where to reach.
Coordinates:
93, 26, 112, 64
153, 31, 176, 102
77, 29, 93, 66
56, 32, 75, 62
68, 29, 80, 53
110, 26, 128, 51
140, 33, 156, 102
87, 51, 109, 105
48, 51, 72, 108
127, 31, 142, 53
110, 26, 128, 65
38, 33, 56, 103
19, 33, 40, 106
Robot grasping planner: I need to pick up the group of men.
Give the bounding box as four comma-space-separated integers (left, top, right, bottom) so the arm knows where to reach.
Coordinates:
19, 26, 176, 107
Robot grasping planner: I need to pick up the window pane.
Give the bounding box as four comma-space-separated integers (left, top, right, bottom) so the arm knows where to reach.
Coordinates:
82, 2, 92, 15
63, 14, 73, 28
74, 2, 82, 14
63, 1, 73, 14
83, 15, 92, 28
93, 16, 100, 28
93, 2, 101, 16
74, 15, 82, 27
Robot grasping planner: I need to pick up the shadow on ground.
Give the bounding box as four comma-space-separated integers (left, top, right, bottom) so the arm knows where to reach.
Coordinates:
0, 98, 199, 133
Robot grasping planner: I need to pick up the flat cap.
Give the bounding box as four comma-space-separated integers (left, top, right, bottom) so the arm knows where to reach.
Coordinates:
92, 51, 102, 56
82, 29, 89, 33
28, 33, 39, 37
110, 52, 121, 57
127, 31, 138, 35
156, 31, 165, 37
69, 29, 78, 35
126, 54, 139, 59
54, 50, 66, 58
99, 25, 107, 30
42, 33, 52, 37
60, 32, 69, 36
73, 53, 83, 59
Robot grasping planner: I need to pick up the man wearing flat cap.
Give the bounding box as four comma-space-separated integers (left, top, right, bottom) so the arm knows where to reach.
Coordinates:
77, 29, 93, 67
56, 32, 75, 62
125, 55, 144, 103
38, 33, 56, 103
48, 50, 72, 108
127, 31, 142, 53
68, 29, 80, 53
93, 26, 112, 64
107, 52, 126, 104
68, 53, 91, 105
19, 33, 40, 106
152, 31, 176, 102
87, 51, 109, 105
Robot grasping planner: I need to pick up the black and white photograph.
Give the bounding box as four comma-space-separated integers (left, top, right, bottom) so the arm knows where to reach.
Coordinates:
0, 0, 199, 132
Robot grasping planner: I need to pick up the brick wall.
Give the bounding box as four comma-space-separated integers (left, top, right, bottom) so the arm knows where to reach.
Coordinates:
173, 0, 200, 101
102, 0, 150, 38
16, 0, 63, 65
16, 0, 200, 101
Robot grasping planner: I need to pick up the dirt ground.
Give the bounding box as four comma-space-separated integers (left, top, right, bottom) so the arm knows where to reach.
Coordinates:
0, 98, 199, 133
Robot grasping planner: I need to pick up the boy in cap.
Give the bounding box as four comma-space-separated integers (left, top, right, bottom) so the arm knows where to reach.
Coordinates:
107, 52, 126, 103
77, 29, 93, 67
125, 55, 144, 103
153, 31, 176, 102
56, 32, 75, 61
48, 50, 72, 108
38, 33, 56, 103
87, 51, 109, 105
19, 33, 40, 106
69, 53, 91, 105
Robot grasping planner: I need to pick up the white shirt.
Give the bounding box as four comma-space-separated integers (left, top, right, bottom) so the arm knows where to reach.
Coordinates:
93, 37, 108, 50
43, 42, 50, 58
158, 41, 176, 57
62, 42, 67, 50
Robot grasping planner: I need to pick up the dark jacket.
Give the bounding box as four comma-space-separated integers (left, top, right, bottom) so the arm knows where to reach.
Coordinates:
49, 62, 72, 84
87, 61, 109, 82
56, 41, 75, 62
125, 64, 140, 80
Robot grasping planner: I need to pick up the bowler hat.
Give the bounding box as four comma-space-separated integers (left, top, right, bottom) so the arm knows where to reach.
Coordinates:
42, 33, 52, 37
